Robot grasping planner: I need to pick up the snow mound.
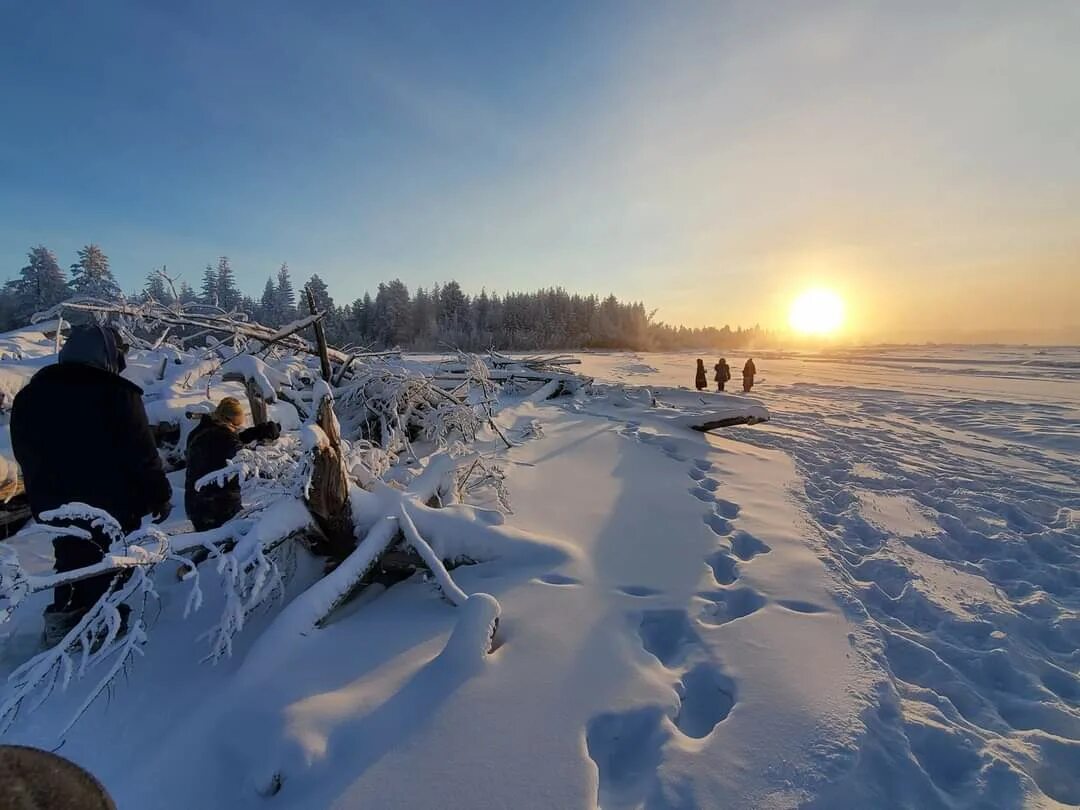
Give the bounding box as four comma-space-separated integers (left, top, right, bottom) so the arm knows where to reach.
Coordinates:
437, 592, 500, 671
300, 424, 330, 452
225, 353, 286, 401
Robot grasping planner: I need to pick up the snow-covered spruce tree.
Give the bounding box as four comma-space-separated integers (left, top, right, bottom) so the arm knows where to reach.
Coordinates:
177, 280, 196, 304
473, 288, 493, 349
304, 274, 333, 313
275, 263, 296, 323
7, 246, 69, 323
0, 287, 20, 332
358, 291, 374, 344
68, 244, 120, 301
144, 269, 174, 305
259, 277, 278, 326
372, 279, 410, 347
216, 256, 241, 312
438, 280, 469, 343
411, 286, 437, 349
347, 295, 371, 347
304, 274, 346, 344
199, 263, 218, 306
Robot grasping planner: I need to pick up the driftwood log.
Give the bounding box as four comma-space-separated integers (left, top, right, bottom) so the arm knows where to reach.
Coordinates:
302, 286, 357, 561
690, 415, 768, 432
305, 395, 356, 560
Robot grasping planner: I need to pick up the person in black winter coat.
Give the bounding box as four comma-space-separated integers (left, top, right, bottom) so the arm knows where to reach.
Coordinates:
714, 358, 731, 392
742, 357, 757, 392
185, 397, 281, 533
10, 323, 173, 644
695, 359, 708, 391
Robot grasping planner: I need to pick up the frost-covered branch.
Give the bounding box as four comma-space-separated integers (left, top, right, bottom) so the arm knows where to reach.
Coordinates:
33, 297, 352, 363
398, 502, 468, 606
455, 455, 512, 512
0, 494, 318, 730
39, 503, 126, 545
337, 368, 482, 457
0, 561, 156, 733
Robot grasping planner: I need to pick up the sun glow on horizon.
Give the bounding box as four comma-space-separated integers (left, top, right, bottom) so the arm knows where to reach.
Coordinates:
789, 288, 845, 336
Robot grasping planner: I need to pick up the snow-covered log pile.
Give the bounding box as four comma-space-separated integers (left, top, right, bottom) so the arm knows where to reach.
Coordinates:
435, 351, 590, 405
32, 296, 358, 365
0, 297, 592, 737
0, 293, 772, 742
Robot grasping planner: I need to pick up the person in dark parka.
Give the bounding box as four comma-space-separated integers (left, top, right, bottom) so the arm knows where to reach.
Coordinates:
714, 358, 731, 392
185, 397, 280, 533
10, 323, 173, 645
742, 357, 757, 393
695, 359, 708, 391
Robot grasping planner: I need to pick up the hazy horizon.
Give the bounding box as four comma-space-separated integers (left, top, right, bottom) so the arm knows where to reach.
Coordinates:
2, 1, 1078, 344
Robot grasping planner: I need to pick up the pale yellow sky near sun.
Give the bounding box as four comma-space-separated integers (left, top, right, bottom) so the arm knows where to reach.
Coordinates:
557, 3, 1080, 343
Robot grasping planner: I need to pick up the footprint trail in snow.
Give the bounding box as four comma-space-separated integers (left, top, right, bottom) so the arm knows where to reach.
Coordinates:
735, 380, 1080, 806
585, 435, 777, 808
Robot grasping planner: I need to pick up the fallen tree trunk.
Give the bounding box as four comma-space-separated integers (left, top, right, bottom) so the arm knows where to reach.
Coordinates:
302, 292, 357, 561
305, 394, 356, 560
487, 350, 582, 368
309, 453, 462, 628
689, 415, 769, 431
435, 368, 582, 384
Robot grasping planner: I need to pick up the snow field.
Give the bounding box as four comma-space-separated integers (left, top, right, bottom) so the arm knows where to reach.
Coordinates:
502, 393, 871, 809
580, 348, 1080, 806
0, 338, 1075, 808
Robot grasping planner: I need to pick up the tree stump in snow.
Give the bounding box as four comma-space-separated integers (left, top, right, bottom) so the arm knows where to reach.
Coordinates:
305, 387, 356, 562
243, 377, 269, 426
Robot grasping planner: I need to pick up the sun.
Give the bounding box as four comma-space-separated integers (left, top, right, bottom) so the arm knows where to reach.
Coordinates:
789, 288, 845, 335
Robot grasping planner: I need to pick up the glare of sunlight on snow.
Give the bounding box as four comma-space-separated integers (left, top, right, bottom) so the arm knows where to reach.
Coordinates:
788, 288, 845, 335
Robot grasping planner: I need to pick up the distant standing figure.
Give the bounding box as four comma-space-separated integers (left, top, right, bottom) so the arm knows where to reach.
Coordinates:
713, 358, 731, 392
742, 358, 757, 393
695, 359, 707, 391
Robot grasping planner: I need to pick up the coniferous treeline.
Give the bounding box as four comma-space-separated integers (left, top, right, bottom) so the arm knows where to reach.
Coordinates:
2, 245, 772, 351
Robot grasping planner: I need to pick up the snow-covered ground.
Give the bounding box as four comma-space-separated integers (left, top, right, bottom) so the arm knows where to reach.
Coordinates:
575, 347, 1080, 807
1, 341, 1078, 808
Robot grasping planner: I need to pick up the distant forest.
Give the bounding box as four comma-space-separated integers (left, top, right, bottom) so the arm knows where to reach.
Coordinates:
2, 244, 773, 351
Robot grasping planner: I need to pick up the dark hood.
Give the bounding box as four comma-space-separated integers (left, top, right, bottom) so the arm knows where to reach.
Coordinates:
58, 324, 126, 374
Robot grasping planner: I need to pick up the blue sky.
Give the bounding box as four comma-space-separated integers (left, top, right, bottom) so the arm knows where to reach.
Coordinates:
2, 1, 1078, 339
